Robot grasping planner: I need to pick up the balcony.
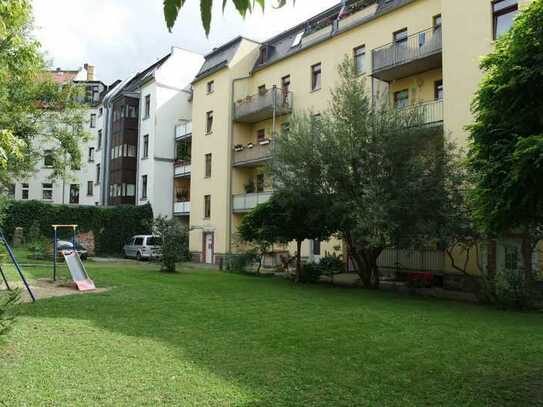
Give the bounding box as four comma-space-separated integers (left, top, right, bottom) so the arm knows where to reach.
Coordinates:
234, 88, 293, 123
399, 99, 443, 127
232, 192, 273, 213
175, 122, 192, 140
174, 160, 191, 177
233, 141, 273, 167
174, 201, 191, 215
372, 27, 442, 82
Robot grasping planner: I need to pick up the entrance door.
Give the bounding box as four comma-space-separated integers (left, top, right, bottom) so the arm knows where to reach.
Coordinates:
204, 233, 214, 264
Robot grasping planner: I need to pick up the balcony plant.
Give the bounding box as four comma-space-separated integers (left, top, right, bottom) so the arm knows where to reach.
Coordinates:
244, 179, 256, 194
247, 142, 254, 149
234, 144, 244, 152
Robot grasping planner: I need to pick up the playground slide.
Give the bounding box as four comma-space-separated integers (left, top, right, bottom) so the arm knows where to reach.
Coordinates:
63, 251, 96, 291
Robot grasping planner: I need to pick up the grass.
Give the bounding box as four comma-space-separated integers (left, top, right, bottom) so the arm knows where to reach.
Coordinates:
1, 250, 543, 406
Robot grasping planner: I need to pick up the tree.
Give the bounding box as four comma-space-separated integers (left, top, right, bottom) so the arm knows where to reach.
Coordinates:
0, 0, 88, 188
153, 217, 189, 273
238, 189, 335, 282
272, 57, 453, 289
468, 0, 543, 278
163, 0, 291, 34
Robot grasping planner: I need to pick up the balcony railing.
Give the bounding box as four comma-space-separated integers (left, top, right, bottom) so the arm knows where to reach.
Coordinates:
232, 192, 273, 213
372, 27, 442, 81
175, 122, 192, 140
174, 160, 191, 177
233, 140, 273, 167
234, 87, 293, 123
399, 99, 443, 126
174, 201, 191, 215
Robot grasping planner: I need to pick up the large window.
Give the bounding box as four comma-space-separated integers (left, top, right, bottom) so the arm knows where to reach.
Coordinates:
22, 183, 29, 200
44, 150, 54, 167
204, 195, 211, 219
141, 175, 148, 200
42, 183, 53, 201
90, 113, 97, 128
144, 95, 151, 119
207, 81, 215, 94
69, 184, 80, 204
142, 135, 149, 159
311, 63, 322, 91
97, 129, 102, 150
87, 181, 94, 196
88, 147, 95, 162
205, 153, 212, 178
96, 163, 101, 184
206, 111, 214, 134
354, 46, 366, 75
493, 0, 518, 39
394, 89, 409, 109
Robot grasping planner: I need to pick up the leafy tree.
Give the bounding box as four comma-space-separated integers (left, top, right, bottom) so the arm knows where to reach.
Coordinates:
0, 0, 88, 188
468, 0, 543, 250
153, 217, 189, 273
273, 57, 453, 289
163, 0, 291, 34
238, 189, 335, 282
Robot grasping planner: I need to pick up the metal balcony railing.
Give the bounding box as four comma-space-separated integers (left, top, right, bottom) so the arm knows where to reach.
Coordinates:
399, 99, 443, 126
175, 122, 192, 140
233, 140, 273, 167
372, 27, 442, 80
174, 160, 191, 177
234, 87, 293, 123
232, 192, 273, 212
174, 201, 191, 215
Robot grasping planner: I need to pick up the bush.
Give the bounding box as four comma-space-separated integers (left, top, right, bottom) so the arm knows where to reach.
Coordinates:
153, 217, 189, 273
495, 267, 540, 310
0, 200, 153, 256
223, 252, 258, 274
27, 237, 50, 260
319, 253, 345, 277
300, 263, 323, 284
0, 289, 20, 337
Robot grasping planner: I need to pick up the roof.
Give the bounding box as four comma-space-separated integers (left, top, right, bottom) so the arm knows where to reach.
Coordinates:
252, 0, 415, 72
194, 36, 257, 82
41, 69, 81, 84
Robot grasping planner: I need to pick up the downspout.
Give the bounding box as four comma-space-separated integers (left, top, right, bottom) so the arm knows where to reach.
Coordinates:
228, 74, 252, 254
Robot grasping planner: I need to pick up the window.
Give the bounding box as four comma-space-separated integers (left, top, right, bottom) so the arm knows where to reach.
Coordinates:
127, 105, 138, 118
258, 46, 268, 64
90, 113, 97, 128
205, 153, 212, 178
354, 46, 366, 75
44, 150, 54, 167
311, 63, 322, 91
313, 239, 321, 256
256, 174, 265, 193
22, 183, 29, 200
257, 129, 266, 142
281, 75, 291, 104
504, 245, 520, 271
433, 14, 442, 31
69, 184, 80, 204
394, 89, 409, 108
142, 135, 149, 159
42, 183, 53, 200
493, 0, 518, 39
291, 31, 304, 48
126, 184, 136, 197
141, 175, 148, 200
434, 80, 444, 100
8, 184, 15, 199
204, 195, 211, 219
97, 130, 102, 150
144, 94, 151, 119
134, 237, 144, 246
96, 164, 101, 184
207, 81, 215, 94
394, 28, 408, 47
206, 111, 214, 134
87, 181, 94, 196
88, 147, 95, 162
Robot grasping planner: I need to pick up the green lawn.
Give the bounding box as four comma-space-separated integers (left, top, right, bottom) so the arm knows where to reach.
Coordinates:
1, 254, 542, 406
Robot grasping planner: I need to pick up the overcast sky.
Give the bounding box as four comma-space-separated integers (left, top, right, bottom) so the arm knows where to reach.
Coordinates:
32, 0, 338, 84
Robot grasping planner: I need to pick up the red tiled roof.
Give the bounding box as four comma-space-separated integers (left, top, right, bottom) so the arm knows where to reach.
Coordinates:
40, 69, 80, 84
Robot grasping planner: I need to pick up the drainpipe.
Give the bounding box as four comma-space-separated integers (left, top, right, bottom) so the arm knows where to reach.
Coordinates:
228, 75, 252, 255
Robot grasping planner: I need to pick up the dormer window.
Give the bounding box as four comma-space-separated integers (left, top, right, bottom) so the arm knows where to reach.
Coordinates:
291, 31, 304, 48
258, 46, 270, 65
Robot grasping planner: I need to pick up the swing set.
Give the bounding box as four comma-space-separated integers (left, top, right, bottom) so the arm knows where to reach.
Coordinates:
0, 230, 36, 303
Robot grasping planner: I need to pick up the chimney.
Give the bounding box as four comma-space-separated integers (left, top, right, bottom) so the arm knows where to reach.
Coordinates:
84, 63, 95, 81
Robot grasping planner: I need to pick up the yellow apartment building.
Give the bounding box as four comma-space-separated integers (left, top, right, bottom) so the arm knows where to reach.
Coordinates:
188, 0, 538, 275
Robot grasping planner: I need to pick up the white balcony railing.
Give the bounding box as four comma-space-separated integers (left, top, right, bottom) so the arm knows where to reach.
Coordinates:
399, 99, 443, 126
174, 201, 191, 215
232, 192, 273, 212
175, 122, 192, 140
234, 88, 293, 123
174, 161, 191, 177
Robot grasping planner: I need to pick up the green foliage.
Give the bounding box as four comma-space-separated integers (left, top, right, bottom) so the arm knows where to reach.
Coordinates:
319, 253, 345, 277
153, 216, 189, 273
0, 0, 89, 187
300, 262, 322, 284
162, 0, 290, 34
495, 267, 540, 310
223, 251, 258, 273
468, 0, 543, 236
0, 289, 20, 337
1, 200, 153, 255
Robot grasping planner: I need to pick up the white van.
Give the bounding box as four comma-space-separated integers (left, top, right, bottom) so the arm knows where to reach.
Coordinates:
123, 235, 162, 261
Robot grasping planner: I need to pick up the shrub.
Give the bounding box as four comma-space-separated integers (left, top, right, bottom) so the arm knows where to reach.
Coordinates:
27, 237, 50, 260
300, 263, 323, 284
25, 220, 42, 246
319, 253, 344, 277
495, 267, 540, 310
0, 289, 20, 337
223, 252, 258, 274
153, 217, 189, 273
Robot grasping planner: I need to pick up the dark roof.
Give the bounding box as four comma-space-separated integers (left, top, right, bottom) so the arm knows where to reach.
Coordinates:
123, 52, 172, 92
252, 0, 415, 72
194, 36, 258, 82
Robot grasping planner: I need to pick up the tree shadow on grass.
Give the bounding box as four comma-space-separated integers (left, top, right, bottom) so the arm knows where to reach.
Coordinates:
12, 266, 543, 406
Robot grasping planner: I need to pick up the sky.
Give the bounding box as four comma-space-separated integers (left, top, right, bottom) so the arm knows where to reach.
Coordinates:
32, 0, 339, 84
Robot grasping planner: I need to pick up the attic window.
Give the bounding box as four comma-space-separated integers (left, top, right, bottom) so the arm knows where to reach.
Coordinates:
258, 47, 268, 64
291, 31, 304, 48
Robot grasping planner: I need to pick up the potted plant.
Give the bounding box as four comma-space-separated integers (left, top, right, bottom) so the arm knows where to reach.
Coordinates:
247, 142, 254, 149
244, 180, 256, 194
234, 144, 244, 152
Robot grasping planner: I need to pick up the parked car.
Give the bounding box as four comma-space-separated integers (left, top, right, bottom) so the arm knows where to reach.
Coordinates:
123, 235, 162, 261
56, 240, 88, 260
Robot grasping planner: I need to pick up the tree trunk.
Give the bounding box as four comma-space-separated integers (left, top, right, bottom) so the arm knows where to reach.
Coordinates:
345, 233, 381, 289
295, 239, 303, 283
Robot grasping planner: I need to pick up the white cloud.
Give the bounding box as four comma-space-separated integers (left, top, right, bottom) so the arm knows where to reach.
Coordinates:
32, 0, 338, 83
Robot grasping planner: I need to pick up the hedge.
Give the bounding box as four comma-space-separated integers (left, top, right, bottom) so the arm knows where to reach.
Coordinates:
1, 200, 153, 255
